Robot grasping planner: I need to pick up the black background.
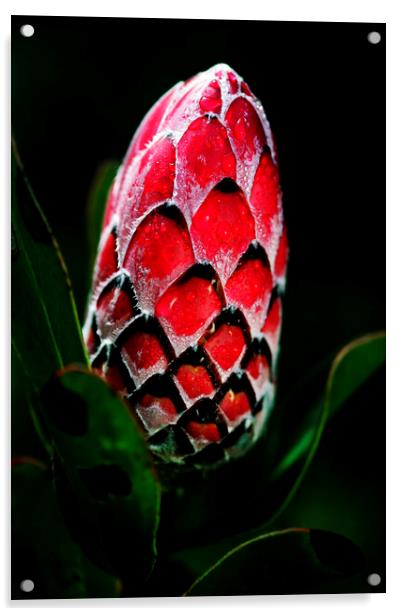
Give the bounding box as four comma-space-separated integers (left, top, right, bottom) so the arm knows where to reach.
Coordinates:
11, 16, 385, 594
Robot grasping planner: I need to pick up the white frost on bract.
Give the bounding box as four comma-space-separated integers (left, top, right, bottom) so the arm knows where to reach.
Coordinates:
173, 376, 215, 407
253, 385, 275, 441
96, 286, 122, 340
265, 211, 284, 272
114, 63, 280, 267
264, 333, 281, 374
232, 293, 272, 340
204, 343, 246, 384
85, 63, 285, 463
120, 349, 167, 390
247, 362, 272, 401
186, 431, 217, 453
191, 244, 238, 287
222, 407, 253, 432
234, 146, 261, 200
158, 305, 222, 357
148, 430, 186, 465
90, 63, 279, 282
136, 400, 178, 436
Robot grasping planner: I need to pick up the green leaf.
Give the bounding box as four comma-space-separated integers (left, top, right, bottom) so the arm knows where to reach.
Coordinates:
12, 459, 120, 599
166, 332, 385, 577
11, 140, 88, 394
86, 160, 119, 276
185, 528, 364, 596
324, 331, 386, 420
276, 282, 384, 397
11, 342, 50, 459
39, 367, 161, 588
269, 332, 386, 512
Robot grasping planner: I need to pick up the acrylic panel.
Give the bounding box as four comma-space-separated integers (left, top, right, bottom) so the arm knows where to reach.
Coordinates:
11, 16, 385, 599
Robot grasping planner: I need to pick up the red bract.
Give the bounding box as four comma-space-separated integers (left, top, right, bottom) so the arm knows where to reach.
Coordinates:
84, 64, 288, 467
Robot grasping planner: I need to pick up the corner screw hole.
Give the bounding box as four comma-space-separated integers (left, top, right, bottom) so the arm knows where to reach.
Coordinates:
20, 24, 35, 38
20, 579, 34, 592
367, 573, 381, 586
367, 31, 381, 45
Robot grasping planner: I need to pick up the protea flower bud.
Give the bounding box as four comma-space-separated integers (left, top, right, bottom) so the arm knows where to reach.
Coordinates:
84, 63, 288, 467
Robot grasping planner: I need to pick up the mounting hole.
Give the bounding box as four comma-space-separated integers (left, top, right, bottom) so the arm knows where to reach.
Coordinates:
367, 573, 381, 587
20, 579, 34, 593
367, 31, 381, 45
20, 24, 35, 38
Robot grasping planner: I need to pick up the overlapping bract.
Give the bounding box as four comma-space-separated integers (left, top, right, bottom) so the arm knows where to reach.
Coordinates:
84, 64, 288, 466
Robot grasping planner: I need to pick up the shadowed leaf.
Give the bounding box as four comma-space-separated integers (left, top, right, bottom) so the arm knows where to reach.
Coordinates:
11, 141, 88, 395
11, 459, 120, 599
165, 332, 385, 579
86, 160, 119, 277
11, 343, 50, 460
268, 331, 386, 516
39, 367, 161, 589
184, 528, 364, 596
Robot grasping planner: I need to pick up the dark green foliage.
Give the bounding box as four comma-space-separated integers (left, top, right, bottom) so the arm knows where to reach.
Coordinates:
12, 460, 120, 599
185, 528, 364, 596
39, 368, 161, 588
85, 160, 119, 278
11, 148, 160, 595
11, 141, 88, 393
266, 332, 386, 522
155, 333, 385, 592
11, 153, 385, 598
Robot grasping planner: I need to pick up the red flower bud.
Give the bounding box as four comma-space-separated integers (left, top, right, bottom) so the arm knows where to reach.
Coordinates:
85, 64, 288, 466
